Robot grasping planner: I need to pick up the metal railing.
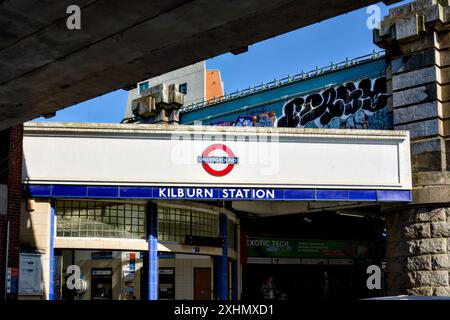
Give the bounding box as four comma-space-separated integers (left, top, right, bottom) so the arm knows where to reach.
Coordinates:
180, 50, 385, 113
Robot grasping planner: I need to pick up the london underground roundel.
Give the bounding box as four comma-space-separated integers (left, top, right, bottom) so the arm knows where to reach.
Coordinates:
197, 144, 239, 177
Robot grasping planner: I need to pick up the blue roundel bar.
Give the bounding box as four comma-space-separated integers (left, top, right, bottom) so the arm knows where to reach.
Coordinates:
197, 156, 239, 165
23, 184, 412, 202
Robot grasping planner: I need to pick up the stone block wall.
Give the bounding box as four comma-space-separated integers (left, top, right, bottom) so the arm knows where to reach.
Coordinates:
376, 0, 450, 295
384, 205, 450, 295
375, 0, 450, 184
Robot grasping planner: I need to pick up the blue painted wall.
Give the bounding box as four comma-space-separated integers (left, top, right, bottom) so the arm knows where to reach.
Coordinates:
181, 57, 391, 130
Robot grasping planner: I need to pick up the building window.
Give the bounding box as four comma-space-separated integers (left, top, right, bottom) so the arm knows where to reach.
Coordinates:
179, 83, 187, 95
157, 204, 219, 243
139, 81, 149, 94
56, 200, 146, 239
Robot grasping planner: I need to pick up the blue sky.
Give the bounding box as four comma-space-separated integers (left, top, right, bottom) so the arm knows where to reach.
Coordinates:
34, 1, 410, 123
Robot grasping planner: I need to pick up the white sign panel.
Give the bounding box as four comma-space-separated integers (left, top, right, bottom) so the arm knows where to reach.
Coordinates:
272, 258, 301, 265
328, 259, 354, 265
19, 253, 43, 295
247, 257, 272, 264
22, 123, 411, 191
301, 258, 328, 265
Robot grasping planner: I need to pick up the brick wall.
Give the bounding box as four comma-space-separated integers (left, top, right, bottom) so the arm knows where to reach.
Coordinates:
0, 124, 23, 299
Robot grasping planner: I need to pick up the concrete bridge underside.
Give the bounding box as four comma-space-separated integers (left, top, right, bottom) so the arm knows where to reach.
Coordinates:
0, 0, 398, 129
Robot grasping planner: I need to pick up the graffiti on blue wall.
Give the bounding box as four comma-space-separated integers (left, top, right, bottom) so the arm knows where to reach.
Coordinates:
208, 76, 391, 129
210, 111, 277, 127
276, 77, 391, 129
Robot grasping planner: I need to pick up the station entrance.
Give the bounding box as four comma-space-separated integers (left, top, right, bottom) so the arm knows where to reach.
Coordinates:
47, 198, 386, 301
20, 123, 411, 300
239, 207, 386, 300
49, 199, 237, 301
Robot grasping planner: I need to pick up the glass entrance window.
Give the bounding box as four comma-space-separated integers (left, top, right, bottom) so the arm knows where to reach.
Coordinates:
157, 205, 219, 242
56, 200, 146, 239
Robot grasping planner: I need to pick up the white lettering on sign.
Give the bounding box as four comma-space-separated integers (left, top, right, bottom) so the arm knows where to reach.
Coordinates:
159, 188, 185, 198
247, 239, 289, 248
186, 188, 214, 198
222, 189, 275, 199
157, 188, 275, 199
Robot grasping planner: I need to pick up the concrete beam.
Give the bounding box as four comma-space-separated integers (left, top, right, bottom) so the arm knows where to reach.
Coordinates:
0, 0, 381, 129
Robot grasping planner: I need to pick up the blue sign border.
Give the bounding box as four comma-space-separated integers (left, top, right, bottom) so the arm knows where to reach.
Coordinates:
24, 184, 412, 202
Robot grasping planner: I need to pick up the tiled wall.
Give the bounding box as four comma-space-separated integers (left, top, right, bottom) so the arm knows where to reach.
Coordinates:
19, 199, 51, 300
19, 198, 217, 301
159, 254, 211, 300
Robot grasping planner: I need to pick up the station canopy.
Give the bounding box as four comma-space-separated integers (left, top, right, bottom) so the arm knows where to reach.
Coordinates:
22, 123, 412, 216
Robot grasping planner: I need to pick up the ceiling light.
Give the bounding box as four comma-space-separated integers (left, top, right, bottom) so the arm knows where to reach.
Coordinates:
336, 210, 366, 218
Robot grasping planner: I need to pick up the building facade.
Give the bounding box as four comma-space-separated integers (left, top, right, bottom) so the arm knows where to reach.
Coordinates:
18, 122, 411, 300
180, 52, 389, 129
123, 61, 224, 124
3, 0, 449, 300
177, 0, 450, 297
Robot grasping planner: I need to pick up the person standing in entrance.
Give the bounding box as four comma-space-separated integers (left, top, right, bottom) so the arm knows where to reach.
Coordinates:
322, 271, 330, 300
260, 275, 278, 300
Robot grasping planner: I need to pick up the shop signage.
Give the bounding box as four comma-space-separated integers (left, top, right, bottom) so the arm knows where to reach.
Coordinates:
18, 253, 43, 295
247, 237, 368, 259
92, 269, 112, 276
301, 258, 328, 265
158, 252, 175, 259
272, 258, 301, 265
26, 184, 412, 202
91, 251, 113, 260
159, 269, 174, 275
7, 268, 18, 294
247, 257, 272, 264
23, 124, 412, 193
121, 252, 137, 272
157, 187, 277, 199
128, 253, 136, 271
328, 259, 354, 265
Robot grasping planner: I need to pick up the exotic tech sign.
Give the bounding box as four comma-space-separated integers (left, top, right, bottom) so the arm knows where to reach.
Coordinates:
246, 237, 369, 259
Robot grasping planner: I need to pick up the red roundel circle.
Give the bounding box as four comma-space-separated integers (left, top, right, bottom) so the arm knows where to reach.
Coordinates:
200, 144, 237, 177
